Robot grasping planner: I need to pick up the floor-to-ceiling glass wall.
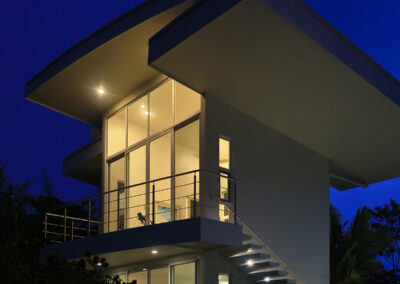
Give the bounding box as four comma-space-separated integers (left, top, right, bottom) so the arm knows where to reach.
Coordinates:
175, 120, 199, 221
105, 79, 201, 232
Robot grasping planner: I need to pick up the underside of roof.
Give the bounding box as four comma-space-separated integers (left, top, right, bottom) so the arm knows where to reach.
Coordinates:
25, 0, 195, 127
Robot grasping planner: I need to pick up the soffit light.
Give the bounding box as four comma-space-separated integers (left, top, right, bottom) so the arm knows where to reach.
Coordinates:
264, 277, 270, 282
97, 88, 105, 95
151, 249, 158, 255
246, 259, 253, 266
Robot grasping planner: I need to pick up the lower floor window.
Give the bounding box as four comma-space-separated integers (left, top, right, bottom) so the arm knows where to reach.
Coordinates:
218, 273, 230, 284
122, 261, 196, 284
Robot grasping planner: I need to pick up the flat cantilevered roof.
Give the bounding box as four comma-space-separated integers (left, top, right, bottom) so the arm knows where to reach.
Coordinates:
148, 0, 400, 189
26, 0, 400, 190
25, 0, 195, 127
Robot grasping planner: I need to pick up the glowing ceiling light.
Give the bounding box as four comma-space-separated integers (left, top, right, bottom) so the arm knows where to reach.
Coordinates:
151, 249, 158, 255
246, 260, 253, 266
97, 88, 105, 95
141, 104, 145, 109
264, 277, 270, 282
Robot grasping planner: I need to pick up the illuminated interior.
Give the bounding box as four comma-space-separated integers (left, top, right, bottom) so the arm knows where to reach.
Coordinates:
104, 79, 201, 232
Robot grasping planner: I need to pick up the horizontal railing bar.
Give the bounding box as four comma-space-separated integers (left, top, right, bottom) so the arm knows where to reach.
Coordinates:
43, 222, 98, 232
45, 213, 101, 223
46, 170, 236, 214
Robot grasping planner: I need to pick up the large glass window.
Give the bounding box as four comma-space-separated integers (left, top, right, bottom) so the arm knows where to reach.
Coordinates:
128, 271, 148, 284
150, 267, 169, 284
150, 133, 171, 224
128, 95, 148, 146
150, 80, 173, 134
173, 262, 196, 284
175, 121, 199, 220
128, 146, 147, 228
107, 110, 126, 157
105, 79, 202, 230
175, 81, 201, 123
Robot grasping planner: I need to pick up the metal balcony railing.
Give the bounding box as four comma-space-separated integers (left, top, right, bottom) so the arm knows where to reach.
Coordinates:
43, 170, 237, 244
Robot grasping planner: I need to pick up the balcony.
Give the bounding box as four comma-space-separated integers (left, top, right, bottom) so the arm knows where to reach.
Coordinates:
62, 137, 102, 186
41, 170, 241, 261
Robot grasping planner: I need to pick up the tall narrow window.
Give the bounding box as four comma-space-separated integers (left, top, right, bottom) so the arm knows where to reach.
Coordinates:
173, 262, 196, 284
107, 110, 126, 157
150, 80, 173, 134
219, 138, 230, 170
219, 138, 231, 222
108, 157, 125, 232
175, 120, 200, 220
150, 133, 171, 224
128, 95, 148, 146
128, 146, 147, 228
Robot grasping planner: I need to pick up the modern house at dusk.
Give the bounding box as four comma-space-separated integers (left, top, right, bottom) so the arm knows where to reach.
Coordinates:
25, 1, 400, 284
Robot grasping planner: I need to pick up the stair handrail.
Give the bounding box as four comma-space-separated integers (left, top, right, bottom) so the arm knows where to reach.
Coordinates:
206, 184, 305, 284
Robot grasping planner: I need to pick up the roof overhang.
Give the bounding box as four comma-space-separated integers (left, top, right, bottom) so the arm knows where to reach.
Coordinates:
148, 0, 400, 190
25, 0, 195, 127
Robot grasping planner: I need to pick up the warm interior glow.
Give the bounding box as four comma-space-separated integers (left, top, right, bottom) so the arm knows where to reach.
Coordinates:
218, 274, 230, 284
173, 262, 196, 284
219, 138, 230, 169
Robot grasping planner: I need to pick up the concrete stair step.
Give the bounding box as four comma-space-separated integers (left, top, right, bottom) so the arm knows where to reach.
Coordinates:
220, 243, 263, 257
242, 234, 252, 242
238, 261, 280, 274
247, 270, 288, 281
231, 252, 270, 265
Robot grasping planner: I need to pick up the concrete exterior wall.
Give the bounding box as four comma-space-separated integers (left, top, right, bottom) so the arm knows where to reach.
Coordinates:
199, 250, 252, 284
204, 94, 330, 284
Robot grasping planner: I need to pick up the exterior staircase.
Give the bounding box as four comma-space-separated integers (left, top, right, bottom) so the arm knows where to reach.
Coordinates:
220, 221, 304, 284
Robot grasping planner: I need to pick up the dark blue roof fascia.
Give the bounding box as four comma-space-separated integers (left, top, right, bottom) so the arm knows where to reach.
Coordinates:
148, 0, 241, 64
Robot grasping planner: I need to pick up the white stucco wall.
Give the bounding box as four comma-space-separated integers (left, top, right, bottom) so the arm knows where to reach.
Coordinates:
203, 94, 330, 284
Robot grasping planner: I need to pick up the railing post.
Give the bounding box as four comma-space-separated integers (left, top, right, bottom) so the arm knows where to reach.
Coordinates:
71, 220, 74, 241
44, 214, 48, 239
88, 200, 91, 236
233, 180, 237, 224
193, 174, 197, 218
63, 208, 67, 242
152, 183, 155, 225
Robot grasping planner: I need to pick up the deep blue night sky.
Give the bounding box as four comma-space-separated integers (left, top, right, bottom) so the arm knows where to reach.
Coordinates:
1, 0, 399, 221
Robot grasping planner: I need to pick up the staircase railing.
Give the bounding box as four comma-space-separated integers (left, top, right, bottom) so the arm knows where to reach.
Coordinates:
205, 184, 306, 284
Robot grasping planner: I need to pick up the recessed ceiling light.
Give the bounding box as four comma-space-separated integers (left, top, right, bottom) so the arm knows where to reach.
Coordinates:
142, 268, 147, 271
264, 277, 270, 282
246, 259, 253, 266
97, 88, 105, 95
151, 249, 158, 255
96, 262, 102, 266
141, 104, 145, 109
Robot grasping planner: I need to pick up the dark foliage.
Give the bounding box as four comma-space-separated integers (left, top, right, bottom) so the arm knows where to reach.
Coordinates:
0, 164, 132, 284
